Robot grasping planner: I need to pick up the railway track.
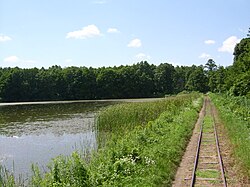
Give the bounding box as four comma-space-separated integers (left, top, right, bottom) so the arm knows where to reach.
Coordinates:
189, 97, 227, 187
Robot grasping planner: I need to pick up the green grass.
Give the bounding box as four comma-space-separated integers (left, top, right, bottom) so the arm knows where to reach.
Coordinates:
96, 94, 200, 147
196, 169, 220, 178
196, 169, 222, 185
202, 115, 214, 133
0, 165, 26, 187
210, 93, 250, 179
88, 94, 202, 186
1, 93, 203, 186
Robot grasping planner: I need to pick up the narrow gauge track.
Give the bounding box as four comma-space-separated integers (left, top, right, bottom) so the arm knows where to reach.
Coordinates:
190, 97, 227, 187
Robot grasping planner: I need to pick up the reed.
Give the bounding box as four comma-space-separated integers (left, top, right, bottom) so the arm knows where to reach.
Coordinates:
0, 165, 18, 187
97, 93, 201, 146
89, 93, 203, 186
1, 93, 203, 186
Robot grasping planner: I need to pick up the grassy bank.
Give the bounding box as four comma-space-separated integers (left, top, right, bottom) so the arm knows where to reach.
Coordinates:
89, 93, 202, 186
1, 93, 202, 186
97, 94, 200, 147
210, 93, 250, 179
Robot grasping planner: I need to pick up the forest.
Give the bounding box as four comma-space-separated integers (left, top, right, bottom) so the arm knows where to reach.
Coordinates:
0, 36, 249, 102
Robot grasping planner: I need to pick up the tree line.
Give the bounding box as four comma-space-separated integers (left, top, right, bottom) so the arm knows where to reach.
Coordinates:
0, 35, 249, 102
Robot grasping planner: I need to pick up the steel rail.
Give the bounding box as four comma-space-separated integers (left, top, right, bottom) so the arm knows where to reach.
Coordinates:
211, 106, 227, 187
190, 98, 227, 187
190, 98, 206, 187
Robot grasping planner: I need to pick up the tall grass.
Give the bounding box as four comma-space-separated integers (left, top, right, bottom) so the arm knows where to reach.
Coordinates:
89, 94, 203, 186
0, 165, 26, 187
1, 93, 203, 186
210, 93, 250, 179
97, 93, 201, 146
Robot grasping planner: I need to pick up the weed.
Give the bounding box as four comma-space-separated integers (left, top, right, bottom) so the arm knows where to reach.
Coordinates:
196, 169, 220, 178
0, 93, 203, 186
210, 93, 250, 179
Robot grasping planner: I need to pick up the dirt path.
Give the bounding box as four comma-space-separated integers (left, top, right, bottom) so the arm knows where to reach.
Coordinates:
172, 97, 248, 187
171, 97, 206, 187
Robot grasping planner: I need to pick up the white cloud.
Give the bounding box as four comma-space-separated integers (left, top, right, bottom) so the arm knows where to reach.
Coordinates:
107, 28, 120, 33
127, 38, 142, 48
199, 53, 211, 59
65, 59, 73, 63
4, 56, 19, 63
3, 56, 37, 68
66, 25, 102, 39
204, 40, 215, 45
135, 53, 151, 60
218, 36, 240, 53
0, 34, 12, 42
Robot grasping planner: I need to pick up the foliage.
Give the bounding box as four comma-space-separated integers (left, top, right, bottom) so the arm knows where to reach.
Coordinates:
91, 95, 201, 186
0, 165, 23, 187
229, 37, 250, 96
154, 63, 175, 95
97, 94, 200, 146
185, 66, 208, 93
230, 72, 250, 96
0, 30, 250, 102
210, 93, 250, 178
0, 93, 202, 186
89, 93, 202, 186
31, 152, 90, 187
0, 60, 241, 103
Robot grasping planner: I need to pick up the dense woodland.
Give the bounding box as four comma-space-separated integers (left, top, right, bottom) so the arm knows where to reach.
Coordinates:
0, 35, 249, 102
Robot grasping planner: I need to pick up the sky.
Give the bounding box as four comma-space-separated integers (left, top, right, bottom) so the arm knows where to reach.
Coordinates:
0, 0, 249, 69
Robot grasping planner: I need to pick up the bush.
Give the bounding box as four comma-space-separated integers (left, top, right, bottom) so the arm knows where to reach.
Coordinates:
210, 93, 250, 178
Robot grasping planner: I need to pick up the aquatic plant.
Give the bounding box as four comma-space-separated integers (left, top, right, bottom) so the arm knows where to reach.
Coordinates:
96, 93, 200, 147
89, 93, 202, 186
1, 93, 203, 186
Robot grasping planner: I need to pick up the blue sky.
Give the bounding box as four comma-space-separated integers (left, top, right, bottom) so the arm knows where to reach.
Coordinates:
0, 0, 249, 68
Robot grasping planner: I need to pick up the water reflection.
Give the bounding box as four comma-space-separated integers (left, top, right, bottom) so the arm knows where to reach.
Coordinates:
0, 132, 95, 176
0, 113, 95, 137
0, 101, 114, 176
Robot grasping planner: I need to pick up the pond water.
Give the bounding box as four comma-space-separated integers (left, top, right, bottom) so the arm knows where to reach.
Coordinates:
0, 101, 115, 177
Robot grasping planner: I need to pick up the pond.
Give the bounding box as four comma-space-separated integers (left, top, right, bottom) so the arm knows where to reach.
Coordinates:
0, 101, 116, 177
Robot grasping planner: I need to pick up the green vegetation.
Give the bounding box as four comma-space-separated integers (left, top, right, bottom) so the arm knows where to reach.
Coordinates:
195, 106, 221, 182
0, 93, 202, 186
89, 94, 202, 186
202, 114, 214, 133
97, 95, 196, 146
210, 93, 250, 178
196, 170, 220, 179
196, 169, 221, 185
0, 31, 249, 102
0, 62, 204, 102
0, 166, 15, 187
0, 27, 249, 186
